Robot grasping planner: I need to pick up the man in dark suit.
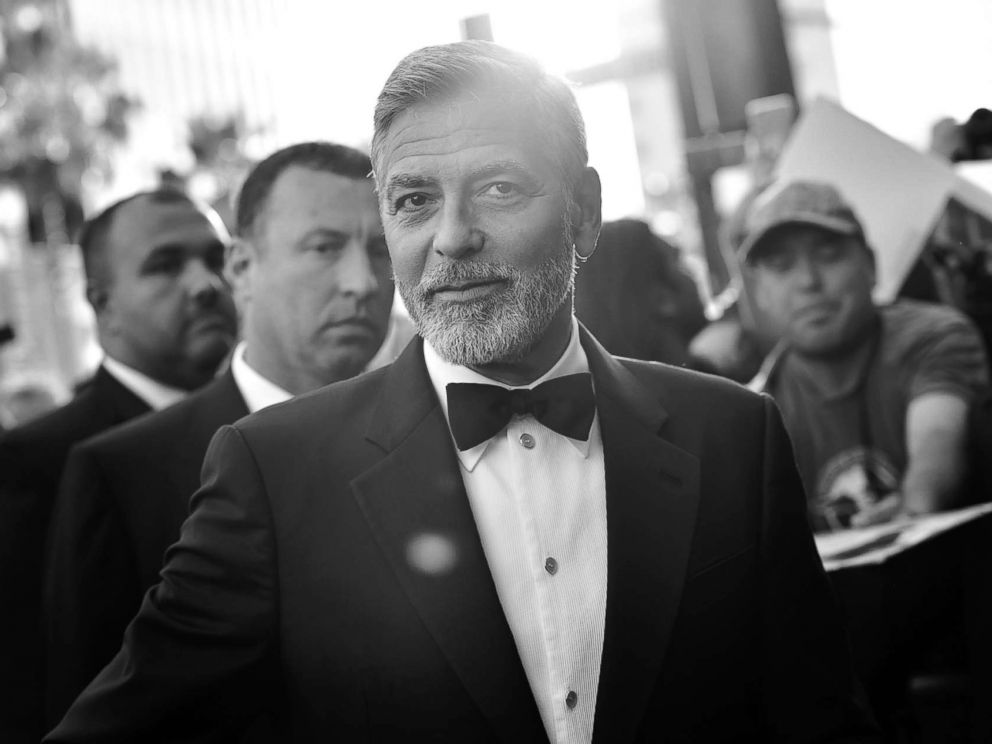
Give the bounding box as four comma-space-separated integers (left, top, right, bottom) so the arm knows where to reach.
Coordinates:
47, 42, 877, 743
0, 190, 236, 743
43, 142, 396, 728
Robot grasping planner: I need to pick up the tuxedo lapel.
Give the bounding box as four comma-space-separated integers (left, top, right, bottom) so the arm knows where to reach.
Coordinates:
581, 329, 701, 744
352, 339, 545, 741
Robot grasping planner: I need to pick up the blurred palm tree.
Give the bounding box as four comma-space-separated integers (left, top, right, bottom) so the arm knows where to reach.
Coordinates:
184, 112, 258, 232
0, 0, 137, 246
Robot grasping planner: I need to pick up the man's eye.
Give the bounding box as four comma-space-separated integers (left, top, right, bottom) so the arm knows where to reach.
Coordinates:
760, 253, 792, 273
395, 193, 429, 211
814, 244, 844, 262
485, 182, 519, 197
205, 244, 226, 271
145, 257, 184, 275
313, 242, 345, 254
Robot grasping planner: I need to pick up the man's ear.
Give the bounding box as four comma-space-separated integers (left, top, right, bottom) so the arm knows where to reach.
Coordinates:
571, 167, 602, 261
87, 282, 122, 338
225, 238, 256, 305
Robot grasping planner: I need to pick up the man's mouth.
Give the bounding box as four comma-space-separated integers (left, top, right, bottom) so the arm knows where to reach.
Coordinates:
326, 316, 378, 339
189, 312, 234, 333
794, 302, 837, 325
430, 279, 505, 302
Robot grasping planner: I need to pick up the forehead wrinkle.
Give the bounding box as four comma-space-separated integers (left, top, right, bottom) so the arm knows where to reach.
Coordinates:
382, 107, 542, 162
466, 159, 533, 181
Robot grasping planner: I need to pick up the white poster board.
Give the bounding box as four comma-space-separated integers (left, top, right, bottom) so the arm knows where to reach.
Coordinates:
774, 98, 987, 303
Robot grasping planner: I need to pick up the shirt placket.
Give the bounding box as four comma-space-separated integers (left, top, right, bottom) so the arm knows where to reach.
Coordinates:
507, 415, 574, 743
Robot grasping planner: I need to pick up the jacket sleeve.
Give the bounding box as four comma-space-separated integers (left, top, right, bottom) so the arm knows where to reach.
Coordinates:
757, 395, 880, 743
0, 436, 51, 743
45, 444, 144, 728
44, 425, 280, 743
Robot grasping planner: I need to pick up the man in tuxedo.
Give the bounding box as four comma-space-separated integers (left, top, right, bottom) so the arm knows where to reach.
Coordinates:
47, 42, 877, 743
0, 189, 236, 743
44, 142, 396, 728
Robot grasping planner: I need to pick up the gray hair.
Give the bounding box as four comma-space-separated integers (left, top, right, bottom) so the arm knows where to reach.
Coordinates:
371, 40, 588, 194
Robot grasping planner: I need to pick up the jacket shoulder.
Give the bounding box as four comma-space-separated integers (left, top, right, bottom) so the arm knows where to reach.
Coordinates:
77, 375, 245, 465
618, 356, 765, 407
0, 387, 106, 466
75, 397, 192, 461
232, 366, 390, 440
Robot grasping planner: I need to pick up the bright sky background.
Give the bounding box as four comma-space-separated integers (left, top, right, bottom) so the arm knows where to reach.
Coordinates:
270, 0, 642, 218
825, 0, 992, 148
68, 0, 992, 212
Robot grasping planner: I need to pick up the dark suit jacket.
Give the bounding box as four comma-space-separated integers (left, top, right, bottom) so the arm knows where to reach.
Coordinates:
44, 370, 248, 726
47, 330, 877, 743
0, 367, 150, 744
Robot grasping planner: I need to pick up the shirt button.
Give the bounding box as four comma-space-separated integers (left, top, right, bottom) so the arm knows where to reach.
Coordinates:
519, 433, 535, 449
545, 556, 558, 575
565, 690, 578, 709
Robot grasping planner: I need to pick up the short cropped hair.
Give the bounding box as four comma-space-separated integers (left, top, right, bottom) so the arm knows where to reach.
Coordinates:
234, 142, 373, 238
371, 40, 588, 193
76, 188, 195, 287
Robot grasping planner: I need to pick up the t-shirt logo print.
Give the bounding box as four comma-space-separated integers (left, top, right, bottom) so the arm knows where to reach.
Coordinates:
815, 447, 899, 529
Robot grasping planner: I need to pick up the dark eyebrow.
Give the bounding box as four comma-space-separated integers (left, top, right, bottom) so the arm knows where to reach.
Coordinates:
301, 227, 349, 240
136, 245, 184, 273
142, 244, 185, 261
383, 174, 436, 204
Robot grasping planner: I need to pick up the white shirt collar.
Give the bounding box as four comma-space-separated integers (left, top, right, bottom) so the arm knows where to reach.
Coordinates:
229, 341, 293, 414
101, 355, 187, 411
424, 315, 593, 471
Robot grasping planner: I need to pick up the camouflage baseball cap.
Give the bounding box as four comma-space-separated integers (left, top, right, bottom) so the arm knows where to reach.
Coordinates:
738, 180, 866, 263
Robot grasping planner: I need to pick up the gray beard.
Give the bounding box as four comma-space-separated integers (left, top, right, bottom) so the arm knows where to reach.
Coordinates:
397, 242, 576, 367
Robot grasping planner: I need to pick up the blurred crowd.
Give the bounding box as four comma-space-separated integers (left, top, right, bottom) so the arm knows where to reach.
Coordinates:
0, 36, 990, 744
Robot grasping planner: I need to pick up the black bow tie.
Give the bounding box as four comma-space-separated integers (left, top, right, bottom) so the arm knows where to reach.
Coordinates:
445, 373, 596, 451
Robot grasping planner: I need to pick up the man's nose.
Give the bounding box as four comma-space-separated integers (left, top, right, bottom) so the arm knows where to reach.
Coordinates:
792, 253, 823, 290
337, 241, 381, 299
185, 259, 225, 304
431, 200, 482, 259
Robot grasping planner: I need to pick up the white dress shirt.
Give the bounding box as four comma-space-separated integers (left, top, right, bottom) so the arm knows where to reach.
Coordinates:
229, 342, 292, 413
101, 356, 186, 411
424, 317, 608, 744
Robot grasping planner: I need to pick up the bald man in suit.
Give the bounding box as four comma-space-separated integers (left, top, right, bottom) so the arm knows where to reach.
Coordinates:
0, 190, 235, 743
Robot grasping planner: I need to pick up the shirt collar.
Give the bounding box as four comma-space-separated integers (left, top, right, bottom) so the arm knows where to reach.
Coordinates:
424, 315, 593, 471
101, 355, 187, 411
230, 341, 293, 414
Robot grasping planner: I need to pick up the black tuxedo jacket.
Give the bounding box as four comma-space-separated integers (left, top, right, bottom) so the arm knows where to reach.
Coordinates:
0, 367, 150, 744
45, 370, 248, 726
47, 331, 877, 743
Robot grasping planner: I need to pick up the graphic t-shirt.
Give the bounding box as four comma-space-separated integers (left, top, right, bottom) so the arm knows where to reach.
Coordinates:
765, 300, 989, 532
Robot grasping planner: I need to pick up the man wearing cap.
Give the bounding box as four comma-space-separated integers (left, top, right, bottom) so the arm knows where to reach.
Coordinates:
743, 180, 989, 531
